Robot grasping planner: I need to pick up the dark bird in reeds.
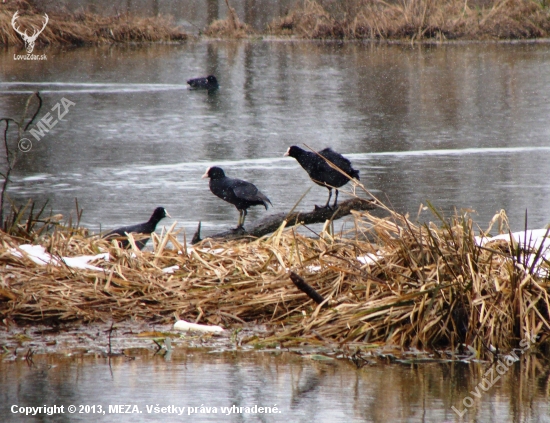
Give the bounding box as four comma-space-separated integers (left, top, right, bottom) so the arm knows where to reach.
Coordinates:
284, 145, 360, 209
187, 75, 219, 91
202, 166, 272, 229
104, 207, 170, 250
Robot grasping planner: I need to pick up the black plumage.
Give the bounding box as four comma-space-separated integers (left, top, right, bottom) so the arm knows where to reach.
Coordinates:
284, 145, 360, 209
187, 75, 219, 90
104, 207, 170, 250
202, 166, 272, 229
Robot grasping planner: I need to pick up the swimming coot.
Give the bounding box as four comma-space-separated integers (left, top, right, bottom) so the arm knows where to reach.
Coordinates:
202, 166, 272, 229
104, 207, 170, 250
284, 146, 360, 209
187, 75, 219, 90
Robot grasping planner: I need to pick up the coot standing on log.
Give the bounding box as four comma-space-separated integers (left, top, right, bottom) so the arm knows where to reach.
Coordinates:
104, 207, 171, 249
202, 166, 272, 229
284, 146, 360, 209
187, 75, 219, 91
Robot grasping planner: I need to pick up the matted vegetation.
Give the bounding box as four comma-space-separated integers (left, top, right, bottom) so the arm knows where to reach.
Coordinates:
0, 1, 187, 48
268, 0, 550, 40
1, 189, 549, 359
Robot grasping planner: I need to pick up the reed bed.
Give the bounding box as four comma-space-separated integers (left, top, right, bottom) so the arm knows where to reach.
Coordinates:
203, 0, 254, 38
3, 0, 548, 44
0, 2, 187, 48
268, 0, 550, 40
1, 195, 549, 359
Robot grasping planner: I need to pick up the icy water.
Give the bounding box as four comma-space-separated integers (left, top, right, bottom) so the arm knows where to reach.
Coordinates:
1, 348, 550, 423
2, 41, 550, 237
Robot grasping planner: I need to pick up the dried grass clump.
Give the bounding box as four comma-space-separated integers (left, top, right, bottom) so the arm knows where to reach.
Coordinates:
268, 0, 550, 40
1, 190, 549, 358
268, 0, 344, 39
0, 2, 187, 48
203, 0, 254, 39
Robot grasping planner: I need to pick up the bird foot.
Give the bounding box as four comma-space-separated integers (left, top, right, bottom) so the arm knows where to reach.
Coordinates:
314, 204, 333, 211
232, 225, 246, 233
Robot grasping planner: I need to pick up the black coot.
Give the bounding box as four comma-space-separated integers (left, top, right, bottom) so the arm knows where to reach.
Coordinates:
284, 146, 360, 209
104, 207, 170, 249
187, 75, 219, 90
202, 166, 272, 228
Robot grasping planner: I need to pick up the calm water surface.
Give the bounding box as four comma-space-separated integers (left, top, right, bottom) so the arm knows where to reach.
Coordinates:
1, 42, 550, 236
1, 349, 550, 422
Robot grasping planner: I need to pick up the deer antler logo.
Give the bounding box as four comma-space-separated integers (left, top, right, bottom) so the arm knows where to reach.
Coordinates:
11, 11, 49, 54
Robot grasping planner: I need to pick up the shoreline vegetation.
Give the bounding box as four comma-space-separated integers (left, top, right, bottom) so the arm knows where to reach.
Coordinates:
267, 0, 550, 40
1, 0, 550, 47
0, 2, 187, 47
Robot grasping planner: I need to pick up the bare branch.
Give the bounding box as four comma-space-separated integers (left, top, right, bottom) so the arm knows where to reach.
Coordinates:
192, 197, 375, 243
23, 92, 43, 131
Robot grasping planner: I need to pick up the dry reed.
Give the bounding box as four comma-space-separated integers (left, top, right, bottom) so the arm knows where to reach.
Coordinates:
268, 0, 550, 40
203, 0, 254, 38
0, 2, 187, 48
2, 0, 549, 44
1, 187, 549, 359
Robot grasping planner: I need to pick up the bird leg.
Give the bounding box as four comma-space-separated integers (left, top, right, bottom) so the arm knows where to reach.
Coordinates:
236, 210, 243, 229
332, 189, 340, 209
315, 188, 334, 210
315, 187, 332, 210
235, 209, 247, 230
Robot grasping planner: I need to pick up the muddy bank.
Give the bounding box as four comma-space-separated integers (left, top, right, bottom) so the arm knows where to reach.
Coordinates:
0, 320, 262, 358
0, 319, 486, 364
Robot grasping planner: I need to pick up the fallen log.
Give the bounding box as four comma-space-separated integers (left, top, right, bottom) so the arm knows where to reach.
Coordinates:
192, 197, 375, 244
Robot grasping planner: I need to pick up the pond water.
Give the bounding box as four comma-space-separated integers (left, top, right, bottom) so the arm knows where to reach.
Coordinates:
1, 347, 550, 423
1, 41, 550, 237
